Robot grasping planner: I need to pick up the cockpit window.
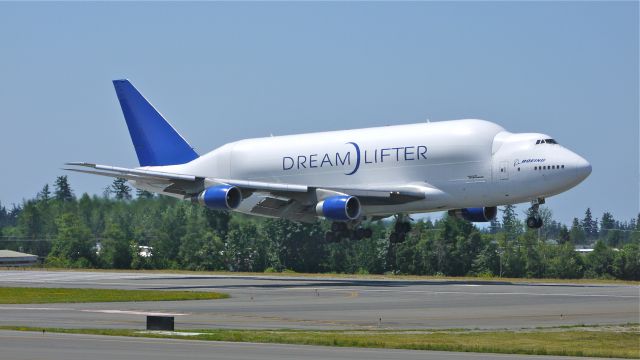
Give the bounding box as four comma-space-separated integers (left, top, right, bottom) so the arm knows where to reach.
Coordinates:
535, 139, 558, 145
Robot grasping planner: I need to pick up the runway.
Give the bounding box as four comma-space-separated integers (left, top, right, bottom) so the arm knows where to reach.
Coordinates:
0, 270, 637, 330
0, 330, 613, 360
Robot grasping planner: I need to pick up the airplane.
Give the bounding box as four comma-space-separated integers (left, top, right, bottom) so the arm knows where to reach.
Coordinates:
66, 80, 592, 243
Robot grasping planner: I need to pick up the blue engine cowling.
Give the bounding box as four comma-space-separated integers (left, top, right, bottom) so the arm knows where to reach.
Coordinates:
448, 206, 497, 222
197, 185, 242, 210
315, 195, 361, 221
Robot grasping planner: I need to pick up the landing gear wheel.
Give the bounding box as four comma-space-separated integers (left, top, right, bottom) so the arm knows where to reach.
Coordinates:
395, 221, 411, 233
526, 216, 543, 229
390, 215, 411, 243
389, 232, 406, 244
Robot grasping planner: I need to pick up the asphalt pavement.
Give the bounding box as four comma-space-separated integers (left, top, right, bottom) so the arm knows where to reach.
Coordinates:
0, 270, 637, 330
0, 330, 614, 360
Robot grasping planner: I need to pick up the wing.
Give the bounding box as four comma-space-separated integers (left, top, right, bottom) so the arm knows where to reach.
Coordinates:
65, 162, 435, 222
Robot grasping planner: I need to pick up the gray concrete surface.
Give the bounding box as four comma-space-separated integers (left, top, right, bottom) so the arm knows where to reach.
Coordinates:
0, 270, 637, 330
0, 330, 613, 360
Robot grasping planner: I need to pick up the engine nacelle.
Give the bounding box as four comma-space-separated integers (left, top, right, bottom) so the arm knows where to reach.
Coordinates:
196, 185, 242, 210
448, 206, 497, 222
315, 195, 361, 221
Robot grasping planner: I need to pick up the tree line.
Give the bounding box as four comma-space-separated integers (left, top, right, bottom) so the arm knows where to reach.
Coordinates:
0, 176, 638, 280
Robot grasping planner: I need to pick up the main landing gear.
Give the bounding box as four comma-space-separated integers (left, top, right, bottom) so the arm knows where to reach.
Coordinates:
526, 198, 545, 229
390, 214, 412, 244
324, 214, 413, 244
325, 222, 373, 243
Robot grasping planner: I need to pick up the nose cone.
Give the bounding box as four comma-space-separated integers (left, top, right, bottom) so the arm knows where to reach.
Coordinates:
574, 154, 592, 182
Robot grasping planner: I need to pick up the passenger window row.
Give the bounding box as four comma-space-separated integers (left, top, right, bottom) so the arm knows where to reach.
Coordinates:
534, 165, 565, 170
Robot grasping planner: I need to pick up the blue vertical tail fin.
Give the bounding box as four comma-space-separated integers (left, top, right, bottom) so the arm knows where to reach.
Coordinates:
113, 79, 199, 167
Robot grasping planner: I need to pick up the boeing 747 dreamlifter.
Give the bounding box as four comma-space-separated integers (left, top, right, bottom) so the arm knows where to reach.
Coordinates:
66, 80, 592, 242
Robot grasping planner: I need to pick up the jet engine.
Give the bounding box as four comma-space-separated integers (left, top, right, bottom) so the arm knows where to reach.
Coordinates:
196, 185, 242, 210
448, 206, 497, 222
315, 195, 361, 221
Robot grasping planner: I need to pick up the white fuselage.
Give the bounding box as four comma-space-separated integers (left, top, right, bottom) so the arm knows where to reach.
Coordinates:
146, 119, 591, 218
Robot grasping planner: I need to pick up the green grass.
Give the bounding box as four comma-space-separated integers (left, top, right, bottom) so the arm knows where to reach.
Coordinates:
0, 287, 229, 304
1, 325, 638, 358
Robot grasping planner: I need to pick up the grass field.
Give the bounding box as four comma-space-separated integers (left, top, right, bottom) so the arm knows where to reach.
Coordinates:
0, 287, 229, 303
1, 325, 638, 358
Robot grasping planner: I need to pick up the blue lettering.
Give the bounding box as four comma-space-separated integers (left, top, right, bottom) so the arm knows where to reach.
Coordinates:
392, 147, 402, 161
364, 150, 373, 164
283, 144, 429, 172
404, 146, 414, 160
380, 148, 390, 162
336, 152, 351, 166
417, 145, 427, 160
283, 156, 294, 170
297, 155, 307, 169
321, 153, 333, 167
309, 154, 318, 168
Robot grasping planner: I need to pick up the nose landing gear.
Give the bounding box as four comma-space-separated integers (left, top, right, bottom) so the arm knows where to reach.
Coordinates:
526, 198, 545, 229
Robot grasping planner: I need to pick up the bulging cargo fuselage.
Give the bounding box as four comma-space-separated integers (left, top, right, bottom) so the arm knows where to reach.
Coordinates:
154, 119, 591, 217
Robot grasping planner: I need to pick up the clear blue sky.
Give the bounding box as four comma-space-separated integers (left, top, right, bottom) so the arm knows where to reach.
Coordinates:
0, 2, 637, 225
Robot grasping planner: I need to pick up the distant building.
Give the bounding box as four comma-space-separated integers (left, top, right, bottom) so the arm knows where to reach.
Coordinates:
0, 250, 38, 267
138, 246, 153, 258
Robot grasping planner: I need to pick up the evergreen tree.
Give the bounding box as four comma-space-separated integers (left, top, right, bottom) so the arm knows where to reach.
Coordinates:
103, 186, 112, 199
0, 202, 7, 230
37, 184, 51, 202
54, 176, 74, 202
48, 213, 95, 267
612, 242, 640, 280
581, 208, 597, 240
501, 205, 521, 242
600, 212, 615, 232
521, 230, 544, 278
203, 208, 231, 238
557, 225, 570, 245
569, 218, 586, 244
111, 178, 132, 200
100, 222, 132, 269
585, 240, 615, 278
178, 208, 224, 270
225, 221, 262, 272
471, 241, 500, 276
489, 218, 501, 234
17, 200, 43, 239
545, 243, 583, 279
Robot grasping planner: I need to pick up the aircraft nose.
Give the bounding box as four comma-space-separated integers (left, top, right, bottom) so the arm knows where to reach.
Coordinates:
574, 154, 592, 181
